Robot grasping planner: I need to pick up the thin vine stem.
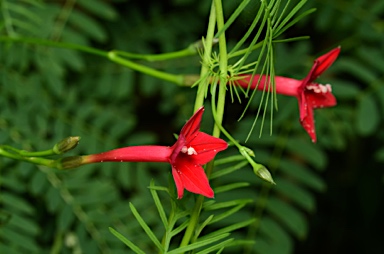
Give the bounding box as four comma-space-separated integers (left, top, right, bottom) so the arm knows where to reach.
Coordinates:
107, 52, 184, 86
180, 0, 229, 249
0, 145, 55, 157
179, 2, 217, 249
113, 44, 197, 62
0, 36, 190, 86
193, 1, 217, 111
212, 0, 229, 138
0, 146, 57, 167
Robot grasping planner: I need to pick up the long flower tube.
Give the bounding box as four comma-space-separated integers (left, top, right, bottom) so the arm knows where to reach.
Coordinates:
235, 47, 341, 142
70, 107, 228, 199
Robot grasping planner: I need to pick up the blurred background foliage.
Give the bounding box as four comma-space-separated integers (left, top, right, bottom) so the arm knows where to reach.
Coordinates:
0, 0, 383, 253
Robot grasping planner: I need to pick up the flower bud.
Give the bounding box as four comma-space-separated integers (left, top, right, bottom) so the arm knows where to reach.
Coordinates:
53, 136, 80, 154
242, 146, 255, 157
254, 166, 276, 185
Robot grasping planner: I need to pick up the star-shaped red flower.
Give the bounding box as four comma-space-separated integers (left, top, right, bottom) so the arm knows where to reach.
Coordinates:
236, 47, 341, 142
82, 107, 228, 198
169, 107, 228, 198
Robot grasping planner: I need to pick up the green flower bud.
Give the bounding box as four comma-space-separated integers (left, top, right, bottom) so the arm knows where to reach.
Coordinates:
242, 146, 255, 157
254, 166, 276, 185
53, 136, 80, 154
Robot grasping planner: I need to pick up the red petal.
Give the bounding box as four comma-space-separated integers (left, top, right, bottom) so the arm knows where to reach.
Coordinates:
297, 91, 308, 122
172, 160, 214, 198
188, 132, 228, 165
170, 134, 186, 164
312, 47, 341, 79
306, 90, 337, 109
300, 98, 317, 143
180, 107, 204, 142
235, 75, 301, 97
300, 47, 340, 91
172, 166, 185, 199
235, 74, 264, 90
297, 90, 337, 143
84, 145, 171, 163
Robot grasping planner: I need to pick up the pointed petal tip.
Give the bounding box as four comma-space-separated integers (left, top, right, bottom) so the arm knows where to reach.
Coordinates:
310, 47, 341, 81
172, 167, 185, 199
194, 106, 205, 117
176, 187, 184, 199
329, 46, 341, 59
324, 46, 341, 56
305, 127, 317, 143
180, 106, 205, 138
204, 189, 215, 199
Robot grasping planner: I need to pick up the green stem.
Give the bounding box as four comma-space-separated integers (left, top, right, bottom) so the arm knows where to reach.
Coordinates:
0, 36, 186, 86
179, 2, 217, 249
212, 0, 229, 137
180, 0, 229, 249
210, 88, 270, 181
113, 43, 197, 62
0, 145, 56, 157
160, 202, 176, 253
0, 147, 57, 167
19, 149, 55, 157
107, 51, 184, 86
193, 2, 217, 111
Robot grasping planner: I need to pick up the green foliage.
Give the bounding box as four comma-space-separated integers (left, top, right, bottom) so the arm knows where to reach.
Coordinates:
106, 160, 255, 253
0, 1, 153, 253
0, 0, 44, 37
1, 0, 384, 254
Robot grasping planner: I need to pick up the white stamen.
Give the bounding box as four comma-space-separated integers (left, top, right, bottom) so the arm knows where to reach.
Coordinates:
181, 146, 197, 155
306, 83, 332, 94
187, 147, 197, 155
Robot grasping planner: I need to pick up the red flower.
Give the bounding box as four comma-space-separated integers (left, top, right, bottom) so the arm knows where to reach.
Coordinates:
236, 47, 340, 142
82, 107, 228, 198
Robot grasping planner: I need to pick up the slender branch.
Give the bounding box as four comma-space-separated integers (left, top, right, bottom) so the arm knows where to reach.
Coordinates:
0, 36, 189, 86
179, 2, 218, 249
180, 0, 229, 249
212, 0, 229, 138
113, 43, 197, 62
0, 145, 56, 157
193, 2, 217, 111
0, 137, 80, 168
0, 146, 57, 167
107, 51, 184, 86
